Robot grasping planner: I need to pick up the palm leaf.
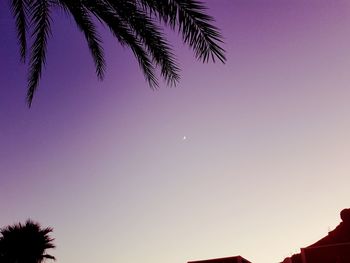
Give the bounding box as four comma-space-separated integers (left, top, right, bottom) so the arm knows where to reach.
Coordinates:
8, 0, 226, 106
137, 0, 226, 63
83, 0, 159, 88
58, 0, 106, 80
27, 0, 52, 106
10, 0, 29, 61
106, 0, 180, 86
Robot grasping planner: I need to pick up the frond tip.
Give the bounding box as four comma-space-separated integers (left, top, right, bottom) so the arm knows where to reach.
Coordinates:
59, 1, 106, 80
137, 0, 226, 63
175, 0, 226, 63
11, 0, 29, 62
26, 0, 52, 107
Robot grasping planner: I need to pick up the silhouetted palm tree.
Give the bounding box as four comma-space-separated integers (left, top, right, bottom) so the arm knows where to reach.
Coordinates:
0, 220, 55, 263
9, 0, 226, 106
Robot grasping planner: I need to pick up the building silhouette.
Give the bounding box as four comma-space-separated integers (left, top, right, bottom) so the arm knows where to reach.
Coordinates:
281, 208, 350, 263
189, 256, 251, 263
187, 209, 350, 263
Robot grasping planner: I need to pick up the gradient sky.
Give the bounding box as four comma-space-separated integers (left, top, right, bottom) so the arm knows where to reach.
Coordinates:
1, 1, 350, 263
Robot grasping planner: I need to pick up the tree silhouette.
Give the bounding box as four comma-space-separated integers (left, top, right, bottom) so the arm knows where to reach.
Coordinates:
0, 220, 55, 263
9, 0, 226, 106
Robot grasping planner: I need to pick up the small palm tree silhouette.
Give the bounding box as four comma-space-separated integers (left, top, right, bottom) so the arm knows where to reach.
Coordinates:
10, 0, 226, 106
0, 220, 55, 263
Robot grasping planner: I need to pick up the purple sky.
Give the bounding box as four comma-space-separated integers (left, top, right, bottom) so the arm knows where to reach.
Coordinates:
1, 1, 350, 263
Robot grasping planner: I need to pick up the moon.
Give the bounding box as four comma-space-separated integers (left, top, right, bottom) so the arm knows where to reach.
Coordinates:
183, 136, 187, 140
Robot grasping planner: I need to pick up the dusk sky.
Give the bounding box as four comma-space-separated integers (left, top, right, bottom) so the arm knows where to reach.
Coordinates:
1, 1, 350, 263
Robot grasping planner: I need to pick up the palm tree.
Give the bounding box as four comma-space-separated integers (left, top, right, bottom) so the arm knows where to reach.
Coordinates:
9, 0, 226, 107
0, 220, 55, 263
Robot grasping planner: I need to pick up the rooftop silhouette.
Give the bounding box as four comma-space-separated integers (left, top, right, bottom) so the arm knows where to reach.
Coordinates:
188, 256, 251, 263
281, 208, 350, 263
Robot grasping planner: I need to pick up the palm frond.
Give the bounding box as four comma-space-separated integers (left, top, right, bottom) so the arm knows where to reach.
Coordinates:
137, 0, 226, 63
8, 0, 226, 106
176, 0, 226, 63
136, 0, 177, 27
58, 0, 106, 80
83, 0, 159, 88
106, 0, 180, 86
10, 0, 29, 61
27, 0, 52, 107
